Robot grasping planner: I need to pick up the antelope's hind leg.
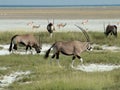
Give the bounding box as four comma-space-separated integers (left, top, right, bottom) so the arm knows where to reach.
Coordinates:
12, 44, 17, 54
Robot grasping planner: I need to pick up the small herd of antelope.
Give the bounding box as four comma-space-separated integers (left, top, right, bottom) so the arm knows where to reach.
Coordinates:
9, 19, 119, 68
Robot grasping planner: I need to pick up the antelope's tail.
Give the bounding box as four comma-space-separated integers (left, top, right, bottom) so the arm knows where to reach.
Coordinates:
44, 43, 55, 59
9, 35, 18, 52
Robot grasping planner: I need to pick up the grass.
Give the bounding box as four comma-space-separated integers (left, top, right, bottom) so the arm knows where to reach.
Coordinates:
0, 52, 119, 90
0, 31, 120, 46
0, 31, 120, 90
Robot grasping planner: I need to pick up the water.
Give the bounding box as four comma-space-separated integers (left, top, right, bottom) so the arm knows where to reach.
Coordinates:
0, 4, 120, 9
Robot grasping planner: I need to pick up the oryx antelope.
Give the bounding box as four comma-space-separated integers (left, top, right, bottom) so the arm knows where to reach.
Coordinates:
47, 19, 55, 37
104, 24, 117, 37
9, 34, 42, 54
44, 25, 92, 67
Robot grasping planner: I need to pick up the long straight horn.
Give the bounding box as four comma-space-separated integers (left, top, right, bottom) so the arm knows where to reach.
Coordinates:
53, 19, 54, 24
39, 35, 40, 46
75, 24, 90, 42
103, 22, 106, 32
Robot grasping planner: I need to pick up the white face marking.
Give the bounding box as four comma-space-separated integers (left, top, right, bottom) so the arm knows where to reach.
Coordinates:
51, 26, 54, 30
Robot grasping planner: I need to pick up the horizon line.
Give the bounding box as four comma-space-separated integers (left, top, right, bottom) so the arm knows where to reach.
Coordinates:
0, 4, 120, 6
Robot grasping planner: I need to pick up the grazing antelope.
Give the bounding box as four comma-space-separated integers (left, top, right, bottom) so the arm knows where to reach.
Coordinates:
104, 24, 117, 37
57, 23, 67, 29
47, 19, 55, 38
9, 34, 42, 54
44, 25, 92, 67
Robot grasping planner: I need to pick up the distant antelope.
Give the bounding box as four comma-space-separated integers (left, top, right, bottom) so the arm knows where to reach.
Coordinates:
32, 25, 40, 30
27, 21, 40, 30
44, 25, 92, 67
81, 19, 89, 30
81, 19, 88, 25
57, 23, 67, 29
104, 23, 117, 37
47, 19, 55, 37
117, 22, 120, 25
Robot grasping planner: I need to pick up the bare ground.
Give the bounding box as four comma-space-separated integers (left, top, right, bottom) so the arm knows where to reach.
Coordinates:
0, 6, 120, 19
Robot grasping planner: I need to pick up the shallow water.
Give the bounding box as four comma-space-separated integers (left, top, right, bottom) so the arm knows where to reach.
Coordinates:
75, 64, 120, 72
0, 44, 51, 55
0, 71, 31, 87
0, 44, 120, 55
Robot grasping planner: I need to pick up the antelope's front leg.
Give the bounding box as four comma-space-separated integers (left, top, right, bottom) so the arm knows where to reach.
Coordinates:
77, 55, 83, 64
56, 53, 62, 68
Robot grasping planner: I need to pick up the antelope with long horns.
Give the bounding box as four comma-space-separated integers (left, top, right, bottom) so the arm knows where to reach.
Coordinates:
47, 19, 55, 38
44, 25, 92, 67
104, 23, 117, 37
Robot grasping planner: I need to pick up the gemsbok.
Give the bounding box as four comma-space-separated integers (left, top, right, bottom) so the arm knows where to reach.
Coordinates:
47, 19, 55, 37
104, 24, 117, 37
44, 25, 92, 67
9, 34, 42, 54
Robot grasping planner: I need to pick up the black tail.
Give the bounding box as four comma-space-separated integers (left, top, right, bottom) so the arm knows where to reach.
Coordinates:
9, 35, 18, 52
44, 43, 55, 59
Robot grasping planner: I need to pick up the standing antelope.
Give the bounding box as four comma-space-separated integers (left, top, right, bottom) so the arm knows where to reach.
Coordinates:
57, 23, 67, 29
27, 21, 40, 30
32, 25, 40, 30
44, 25, 92, 67
81, 19, 88, 25
104, 24, 117, 37
47, 19, 55, 38
81, 19, 89, 30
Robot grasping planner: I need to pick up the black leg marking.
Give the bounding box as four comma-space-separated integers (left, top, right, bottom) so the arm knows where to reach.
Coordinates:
51, 54, 55, 59
77, 55, 81, 59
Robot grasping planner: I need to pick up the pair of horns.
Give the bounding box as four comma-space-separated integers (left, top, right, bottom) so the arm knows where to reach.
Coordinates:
47, 19, 54, 24
75, 24, 90, 42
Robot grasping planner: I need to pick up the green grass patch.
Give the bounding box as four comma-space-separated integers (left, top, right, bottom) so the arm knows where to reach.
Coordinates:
0, 31, 120, 90
0, 52, 119, 90
1, 31, 120, 46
